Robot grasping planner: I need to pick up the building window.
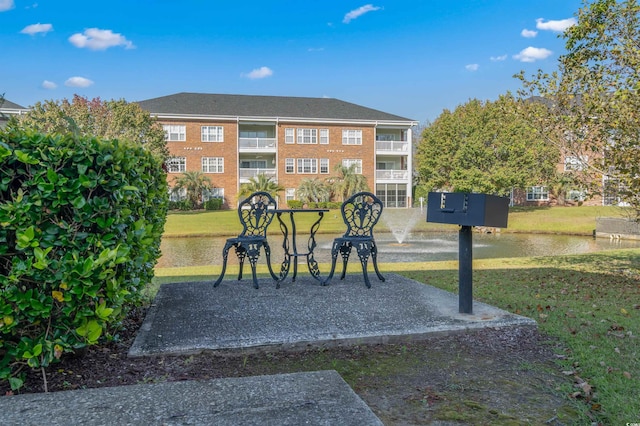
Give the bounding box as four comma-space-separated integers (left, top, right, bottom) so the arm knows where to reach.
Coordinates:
202, 157, 224, 173
342, 158, 362, 174
169, 187, 187, 202
526, 186, 549, 201
286, 188, 296, 202
201, 126, 223, 142
320, 129, 329, 144
163, 125, 186, 141
285, 158, 295, 174
342, 129, 362, 145
203, 187, 224, 201
564, 155, 588, 171
297, 158, 318, 174
167, 157, 186, 173
297, 128, 317, 144
320, 158, 329, 174
285, 128, 295, 144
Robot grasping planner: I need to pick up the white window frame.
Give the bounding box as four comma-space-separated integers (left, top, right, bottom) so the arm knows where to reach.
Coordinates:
526, 186, 549, 201
285, 188, 296, 202
342, 158, 362, 174
342, 129, 362, 145
297, 158, 318, 174
163, 125, 186, 142
285, 158, 295, 174
320, 158, 329, 174
285, 128, 295, 144
297, 128, 318, 144
169, 187, 187, 202
167, 157, 186, 173
201, 126, 224, 142
202, 157, 224, 173
320, 129, 329, 144
203, 187, 224, 201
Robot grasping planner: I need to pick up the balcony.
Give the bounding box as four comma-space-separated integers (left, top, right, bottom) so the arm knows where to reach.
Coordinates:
376, 169, 409, 182
376, 140, 409, 153
239, 137, 276, 152
239, 167, 277, 183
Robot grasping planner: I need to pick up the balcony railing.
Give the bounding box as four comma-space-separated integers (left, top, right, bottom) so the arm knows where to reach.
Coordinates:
239, 137, 276, 151
239, 167, 277, 181
376, 169, 409, 181
376, 141, 409, 152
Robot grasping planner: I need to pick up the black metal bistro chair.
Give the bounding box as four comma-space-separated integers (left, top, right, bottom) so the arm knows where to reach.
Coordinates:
322, 192, 385, 288
213, 191, 279, 289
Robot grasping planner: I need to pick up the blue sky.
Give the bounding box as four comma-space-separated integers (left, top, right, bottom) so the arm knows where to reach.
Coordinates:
1, 0, 582, 123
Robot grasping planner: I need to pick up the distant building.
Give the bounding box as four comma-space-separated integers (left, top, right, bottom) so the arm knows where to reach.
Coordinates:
137, 93, 418, 208
0, 99, 28, 128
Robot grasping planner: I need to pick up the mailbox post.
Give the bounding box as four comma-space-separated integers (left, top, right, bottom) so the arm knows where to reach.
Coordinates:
426, 192, 509, 314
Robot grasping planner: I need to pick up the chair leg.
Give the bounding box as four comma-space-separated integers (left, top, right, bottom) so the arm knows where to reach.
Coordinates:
355, 241, 374, 288
322, 240, 341, 286
246, 242, 262, 289
235, 245, 247, 281
214, 241, 235, 287
370, 241, 385, 282
339, 242, 352, 280
263, 241, 280, 284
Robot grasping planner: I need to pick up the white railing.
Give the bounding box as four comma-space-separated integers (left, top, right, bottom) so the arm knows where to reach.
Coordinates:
239, 168, 277, 181
239, 137, 276, 150
375, 141, 409, 152
376, 169, 409, 181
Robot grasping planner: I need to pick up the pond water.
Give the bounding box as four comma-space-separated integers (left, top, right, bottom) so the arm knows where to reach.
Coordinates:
157, 231, 640, 268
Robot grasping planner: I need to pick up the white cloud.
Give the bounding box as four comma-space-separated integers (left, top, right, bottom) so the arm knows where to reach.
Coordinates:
521, 29, 537, 38
69, 28, 135, 50
343, 4, 381, 24
536, 17, 577, 32
65, 76, 94, 87
465, 64, 479, 71
242, 66, 273, 79
0, 0, 14, 12
490, 54, 507, 62
513, 46, 553, 62
20, 23, 53, 35
42, 80, 57, 89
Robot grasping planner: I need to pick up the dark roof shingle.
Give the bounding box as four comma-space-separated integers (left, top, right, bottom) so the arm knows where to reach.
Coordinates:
136, 92, 414, 122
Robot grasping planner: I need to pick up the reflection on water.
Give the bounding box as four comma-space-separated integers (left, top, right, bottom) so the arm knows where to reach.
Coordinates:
157, 232, 640, 268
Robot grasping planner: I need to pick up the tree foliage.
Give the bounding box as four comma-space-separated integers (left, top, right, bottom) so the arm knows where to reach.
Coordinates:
11, 95, 168, 159
171, 171, 213, 209
414, 95, 559, 197
296, 178, 331, 203
238, 174, 284, 199
327, 164, 369, 201
517, 0, 640, 215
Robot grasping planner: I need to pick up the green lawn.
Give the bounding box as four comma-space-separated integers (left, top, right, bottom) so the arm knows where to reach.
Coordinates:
155, 206, 639, 424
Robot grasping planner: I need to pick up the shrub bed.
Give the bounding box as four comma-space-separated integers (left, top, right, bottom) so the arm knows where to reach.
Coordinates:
0, 129, 168, 390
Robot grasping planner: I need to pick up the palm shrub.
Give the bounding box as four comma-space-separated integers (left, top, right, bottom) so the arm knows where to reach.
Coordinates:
0, 129, 168, 390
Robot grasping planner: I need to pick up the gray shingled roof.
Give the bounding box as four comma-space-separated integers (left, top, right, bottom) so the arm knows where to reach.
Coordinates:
0, 99, 26, 109
136, 92, 414, 122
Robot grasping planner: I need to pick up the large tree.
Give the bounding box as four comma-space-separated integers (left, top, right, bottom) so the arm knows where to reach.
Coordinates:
517, 0, 640, 215
238, 174, 284, 199
327, 164, 369, 201
415, 94, 558, 198
11, 95, 168, 159
171, 171, 213, 209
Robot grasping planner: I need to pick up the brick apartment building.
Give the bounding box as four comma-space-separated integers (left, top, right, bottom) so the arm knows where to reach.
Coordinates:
137, 93, 418, 208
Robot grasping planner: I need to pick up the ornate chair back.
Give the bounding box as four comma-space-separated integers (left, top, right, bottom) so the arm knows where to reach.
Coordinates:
340, 192, 384, 238
237, 191, 277, 238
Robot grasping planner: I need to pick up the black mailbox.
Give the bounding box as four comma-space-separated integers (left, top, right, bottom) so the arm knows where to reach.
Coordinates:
426, 192, 509, 228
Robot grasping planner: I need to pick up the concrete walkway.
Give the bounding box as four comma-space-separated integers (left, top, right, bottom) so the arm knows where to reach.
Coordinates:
0, 273, 536, 425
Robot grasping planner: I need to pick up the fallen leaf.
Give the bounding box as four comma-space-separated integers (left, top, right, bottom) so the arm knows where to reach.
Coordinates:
623, 371, 632, 379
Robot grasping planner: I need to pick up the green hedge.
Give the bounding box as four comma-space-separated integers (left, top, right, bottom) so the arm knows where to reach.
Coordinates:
0, 130, 168, 390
